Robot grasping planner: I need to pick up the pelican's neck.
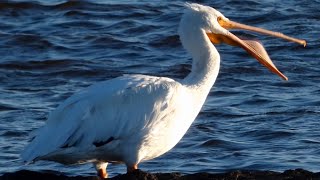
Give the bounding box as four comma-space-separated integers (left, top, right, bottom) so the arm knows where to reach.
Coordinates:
181, 29, 220, 96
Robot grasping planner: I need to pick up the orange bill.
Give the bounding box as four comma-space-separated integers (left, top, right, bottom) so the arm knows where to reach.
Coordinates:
207, 32, 288, 80
217, 17, 307, 47
206, 17, 307, 80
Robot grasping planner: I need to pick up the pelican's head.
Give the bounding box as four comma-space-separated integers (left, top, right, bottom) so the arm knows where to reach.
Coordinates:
179, 3, 306, 80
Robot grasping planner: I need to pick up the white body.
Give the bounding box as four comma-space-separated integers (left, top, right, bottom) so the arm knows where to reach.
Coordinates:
21, 3, 222, 172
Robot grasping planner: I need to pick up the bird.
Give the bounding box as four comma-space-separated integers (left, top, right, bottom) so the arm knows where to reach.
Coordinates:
21, 3, 306, 179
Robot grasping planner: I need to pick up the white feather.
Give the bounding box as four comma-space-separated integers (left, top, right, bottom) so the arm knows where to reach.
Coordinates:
21, 3, 227, 175
21, 74, 204, 165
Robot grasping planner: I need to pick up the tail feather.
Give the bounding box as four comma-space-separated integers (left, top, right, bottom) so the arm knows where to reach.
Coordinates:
21, 141, 40, 163
20, 126, 58, 163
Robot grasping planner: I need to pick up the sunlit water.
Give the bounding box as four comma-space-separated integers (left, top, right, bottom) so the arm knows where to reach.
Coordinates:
0, 0, 319, 177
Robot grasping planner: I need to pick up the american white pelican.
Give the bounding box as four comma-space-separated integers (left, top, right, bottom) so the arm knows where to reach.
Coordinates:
21, 3, 306, 178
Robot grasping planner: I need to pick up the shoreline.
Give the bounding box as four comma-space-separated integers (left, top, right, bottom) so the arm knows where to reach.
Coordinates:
1, 169, 319, 180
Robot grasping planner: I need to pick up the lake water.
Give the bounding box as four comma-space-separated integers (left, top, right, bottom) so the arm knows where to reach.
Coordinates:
0, 0, 319, 177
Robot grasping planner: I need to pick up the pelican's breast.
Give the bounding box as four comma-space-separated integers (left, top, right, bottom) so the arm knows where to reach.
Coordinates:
132, 83, 202, 162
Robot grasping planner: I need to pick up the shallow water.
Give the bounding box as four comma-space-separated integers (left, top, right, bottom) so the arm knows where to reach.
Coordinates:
0, 0, 319, 177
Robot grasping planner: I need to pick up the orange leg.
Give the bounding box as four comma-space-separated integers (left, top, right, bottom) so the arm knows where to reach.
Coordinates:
126, 164, 138, 173
97, 168, 108, 179
94, 162, 108, 179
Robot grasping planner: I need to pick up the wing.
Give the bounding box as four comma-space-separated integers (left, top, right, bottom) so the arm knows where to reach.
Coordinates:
21, 74, 182, 163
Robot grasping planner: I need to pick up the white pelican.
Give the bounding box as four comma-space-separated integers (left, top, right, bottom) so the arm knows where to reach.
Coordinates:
21, 3, 306, 178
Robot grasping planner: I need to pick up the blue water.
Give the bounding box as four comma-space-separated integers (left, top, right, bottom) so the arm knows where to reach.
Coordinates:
0, 0, 319, 177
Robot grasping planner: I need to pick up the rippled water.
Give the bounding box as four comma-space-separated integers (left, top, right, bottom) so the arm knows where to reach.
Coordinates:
0, 0, 319, 177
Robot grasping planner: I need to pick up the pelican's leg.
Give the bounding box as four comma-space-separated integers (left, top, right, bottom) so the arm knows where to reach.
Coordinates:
94, 162, 108, 179
126, 163, 138, 173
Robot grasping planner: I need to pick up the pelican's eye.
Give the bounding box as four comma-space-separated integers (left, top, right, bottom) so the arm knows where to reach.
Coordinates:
217, 16, 232, 29
217, 16, 225, 27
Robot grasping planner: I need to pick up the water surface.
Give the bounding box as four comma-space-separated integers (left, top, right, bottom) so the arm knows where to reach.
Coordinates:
0, 0, 319, 177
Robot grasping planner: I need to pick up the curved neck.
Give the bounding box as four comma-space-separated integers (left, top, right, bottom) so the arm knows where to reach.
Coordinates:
181, 29, 220, 96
